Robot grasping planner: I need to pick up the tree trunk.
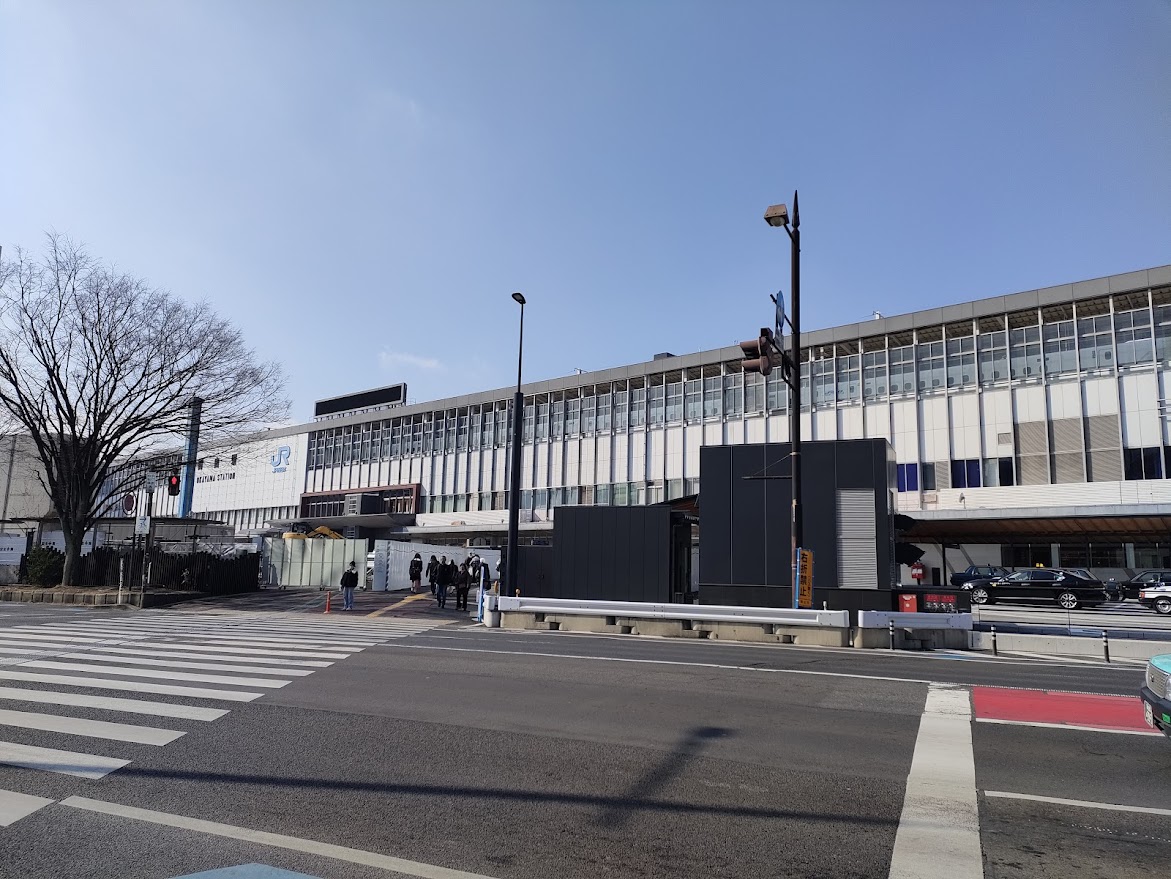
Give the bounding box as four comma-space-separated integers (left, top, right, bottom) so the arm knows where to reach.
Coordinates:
60, 526, 84, 587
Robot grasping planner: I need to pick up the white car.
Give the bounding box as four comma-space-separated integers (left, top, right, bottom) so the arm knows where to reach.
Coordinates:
1138, 583, 1171, 615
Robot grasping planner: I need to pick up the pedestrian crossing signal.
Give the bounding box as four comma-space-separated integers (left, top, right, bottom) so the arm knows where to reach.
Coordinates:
167, 470, 181, 496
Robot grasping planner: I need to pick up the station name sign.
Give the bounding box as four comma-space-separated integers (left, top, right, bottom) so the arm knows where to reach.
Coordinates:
196, 472, 236, 485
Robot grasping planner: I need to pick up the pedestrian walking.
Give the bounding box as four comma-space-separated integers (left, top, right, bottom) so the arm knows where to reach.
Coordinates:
339, 562, 359, 611
409, 553, 423, 594
435, 555, 453, 608
426, 555, 439, 594
455, 562, 471, 611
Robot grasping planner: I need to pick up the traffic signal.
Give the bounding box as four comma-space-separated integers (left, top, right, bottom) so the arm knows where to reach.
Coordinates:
740, 327, 776, 376
167, 470, 181, 496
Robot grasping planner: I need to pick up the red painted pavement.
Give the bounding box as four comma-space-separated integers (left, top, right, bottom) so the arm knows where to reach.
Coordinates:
972, 686, 1150, 733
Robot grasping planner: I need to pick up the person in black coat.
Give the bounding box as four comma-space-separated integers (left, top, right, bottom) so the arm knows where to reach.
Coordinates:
435, 555, 453, 608
426, 555, 439, 594
409, 553, 423, 593
455, 562, 471, 611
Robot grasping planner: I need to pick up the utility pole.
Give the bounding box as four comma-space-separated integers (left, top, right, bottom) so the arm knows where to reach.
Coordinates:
787, 192, 802, 608
505, 292, 527, 597
178, 397, 203, 519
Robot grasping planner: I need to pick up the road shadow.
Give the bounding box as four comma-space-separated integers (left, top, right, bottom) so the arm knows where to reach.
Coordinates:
103, 758, 896, 828
595, 726, 731, 829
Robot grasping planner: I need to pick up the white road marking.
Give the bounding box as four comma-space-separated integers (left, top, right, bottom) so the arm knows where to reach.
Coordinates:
0, 788, 54, 826
976, 718, 1162, 736
0, 632, 110, 644
0, 669, 263, 701
51, 652, 314, 676
984, 790, 1171, 816
381, 643, 939, 684
155, 638, 372, 653
108, 643, 349, 660
0, 741, 128, 779
0, 685, 228, 720
86, 647, 333, 667
0, 706, 183, 745
888, 684, 983, 879
61, 796, 501, 879
20, 661, 290, 688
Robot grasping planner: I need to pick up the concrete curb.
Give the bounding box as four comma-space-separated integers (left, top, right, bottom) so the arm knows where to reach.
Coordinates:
969, 630, 1171, 660
0, 589, 205, 609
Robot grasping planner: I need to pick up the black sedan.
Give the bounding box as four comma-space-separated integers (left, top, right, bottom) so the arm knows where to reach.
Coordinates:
961, 568, 1107, 609
1106, 570, 1171, 601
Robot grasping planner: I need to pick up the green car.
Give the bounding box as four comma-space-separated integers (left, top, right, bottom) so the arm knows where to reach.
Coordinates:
1141, 655, 1171, 737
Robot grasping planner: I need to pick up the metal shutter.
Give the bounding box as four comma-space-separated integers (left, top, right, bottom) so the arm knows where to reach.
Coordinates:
837, 489, 878, 589
1053, 451, 1085, 484
1049, 418, 1085, 483
935, 460, 951, 490
1015, 421, 1050, 486
1088, 449, 1123, 482
1085, 414, 1122, 482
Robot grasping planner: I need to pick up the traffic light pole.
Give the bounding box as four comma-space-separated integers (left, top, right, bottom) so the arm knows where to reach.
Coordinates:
140, 487, 153, 593
787, 192, 802, 609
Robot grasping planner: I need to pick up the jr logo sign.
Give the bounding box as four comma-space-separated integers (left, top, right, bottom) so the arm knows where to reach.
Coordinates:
270, 446, 291, 473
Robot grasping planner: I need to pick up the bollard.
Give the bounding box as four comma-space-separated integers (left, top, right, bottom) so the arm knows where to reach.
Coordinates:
1103, 630, 1110, 663
991, 625, 998, 656
324, 591, 332, 614
889, 619, 895, 650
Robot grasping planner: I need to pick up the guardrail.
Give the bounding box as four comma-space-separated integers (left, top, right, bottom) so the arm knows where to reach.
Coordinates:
496, 596, 849, 628
858, 611, 973, 630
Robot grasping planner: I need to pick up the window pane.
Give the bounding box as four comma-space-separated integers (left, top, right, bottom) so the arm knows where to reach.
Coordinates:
966, 459, 981, 488
921, 462, 936, 491
1124, 447, 1143, 480
951, 459, 967, 489
1144, 446, 1163, 479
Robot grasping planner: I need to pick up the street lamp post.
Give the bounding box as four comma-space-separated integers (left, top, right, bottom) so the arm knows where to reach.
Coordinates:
505, 291, 526, 597
765, 192, 802, 607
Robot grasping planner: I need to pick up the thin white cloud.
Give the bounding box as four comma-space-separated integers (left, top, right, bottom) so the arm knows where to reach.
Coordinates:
379, 350, 440, 371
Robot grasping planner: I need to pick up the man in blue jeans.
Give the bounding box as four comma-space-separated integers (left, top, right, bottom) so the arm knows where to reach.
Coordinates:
340, 562, 358, 611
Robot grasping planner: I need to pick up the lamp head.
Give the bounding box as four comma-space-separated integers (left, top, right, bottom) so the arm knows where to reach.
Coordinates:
763, 203, 790, 228
512, 292, 526, 306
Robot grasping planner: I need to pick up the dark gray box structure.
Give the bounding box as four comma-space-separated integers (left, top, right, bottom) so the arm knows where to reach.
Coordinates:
544, 506, 694, 603
699, 439, 897, 609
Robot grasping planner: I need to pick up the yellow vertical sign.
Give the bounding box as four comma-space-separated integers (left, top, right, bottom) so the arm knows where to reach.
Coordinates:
798, 548, 814, 608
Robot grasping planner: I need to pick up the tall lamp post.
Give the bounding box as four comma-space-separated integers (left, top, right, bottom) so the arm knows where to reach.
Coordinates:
505, 291, 526, 597
764, 192, 802, 606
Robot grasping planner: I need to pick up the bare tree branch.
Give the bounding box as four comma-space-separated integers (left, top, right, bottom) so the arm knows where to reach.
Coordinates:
0, 234, 289, 585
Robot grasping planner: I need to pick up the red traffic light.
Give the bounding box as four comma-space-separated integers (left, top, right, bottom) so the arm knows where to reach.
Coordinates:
167, 471, 181, 496
740, 327, 775, 376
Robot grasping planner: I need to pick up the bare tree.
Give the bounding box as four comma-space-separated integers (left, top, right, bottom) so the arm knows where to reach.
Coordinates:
0, 234, 288, 586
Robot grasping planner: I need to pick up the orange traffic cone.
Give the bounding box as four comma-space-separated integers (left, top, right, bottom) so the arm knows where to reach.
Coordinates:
324, 591, 332, 614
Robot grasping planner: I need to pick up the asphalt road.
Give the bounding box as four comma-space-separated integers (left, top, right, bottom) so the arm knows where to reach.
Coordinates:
0, 598, 1164, 878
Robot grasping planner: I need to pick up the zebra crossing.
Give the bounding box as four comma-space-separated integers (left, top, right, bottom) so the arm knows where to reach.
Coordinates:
0, 611, 446, 822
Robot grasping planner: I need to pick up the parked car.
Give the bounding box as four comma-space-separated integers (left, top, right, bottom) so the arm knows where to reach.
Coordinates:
1138, 583, 1171, 615
1107, 570, 1171, 602
960, 568, 1106, 609
949, 565, 1010, 587
1140, 654, 1171, 739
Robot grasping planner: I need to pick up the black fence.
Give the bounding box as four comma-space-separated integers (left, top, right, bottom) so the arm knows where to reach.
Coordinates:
71, 547, 259, 596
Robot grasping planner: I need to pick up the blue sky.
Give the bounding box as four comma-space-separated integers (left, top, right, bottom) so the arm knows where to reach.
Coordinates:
2, 0, 1169, 422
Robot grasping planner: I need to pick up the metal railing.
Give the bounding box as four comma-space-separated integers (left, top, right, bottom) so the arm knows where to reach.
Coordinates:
858, 611, 973, 630
496, 596, 849, 628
